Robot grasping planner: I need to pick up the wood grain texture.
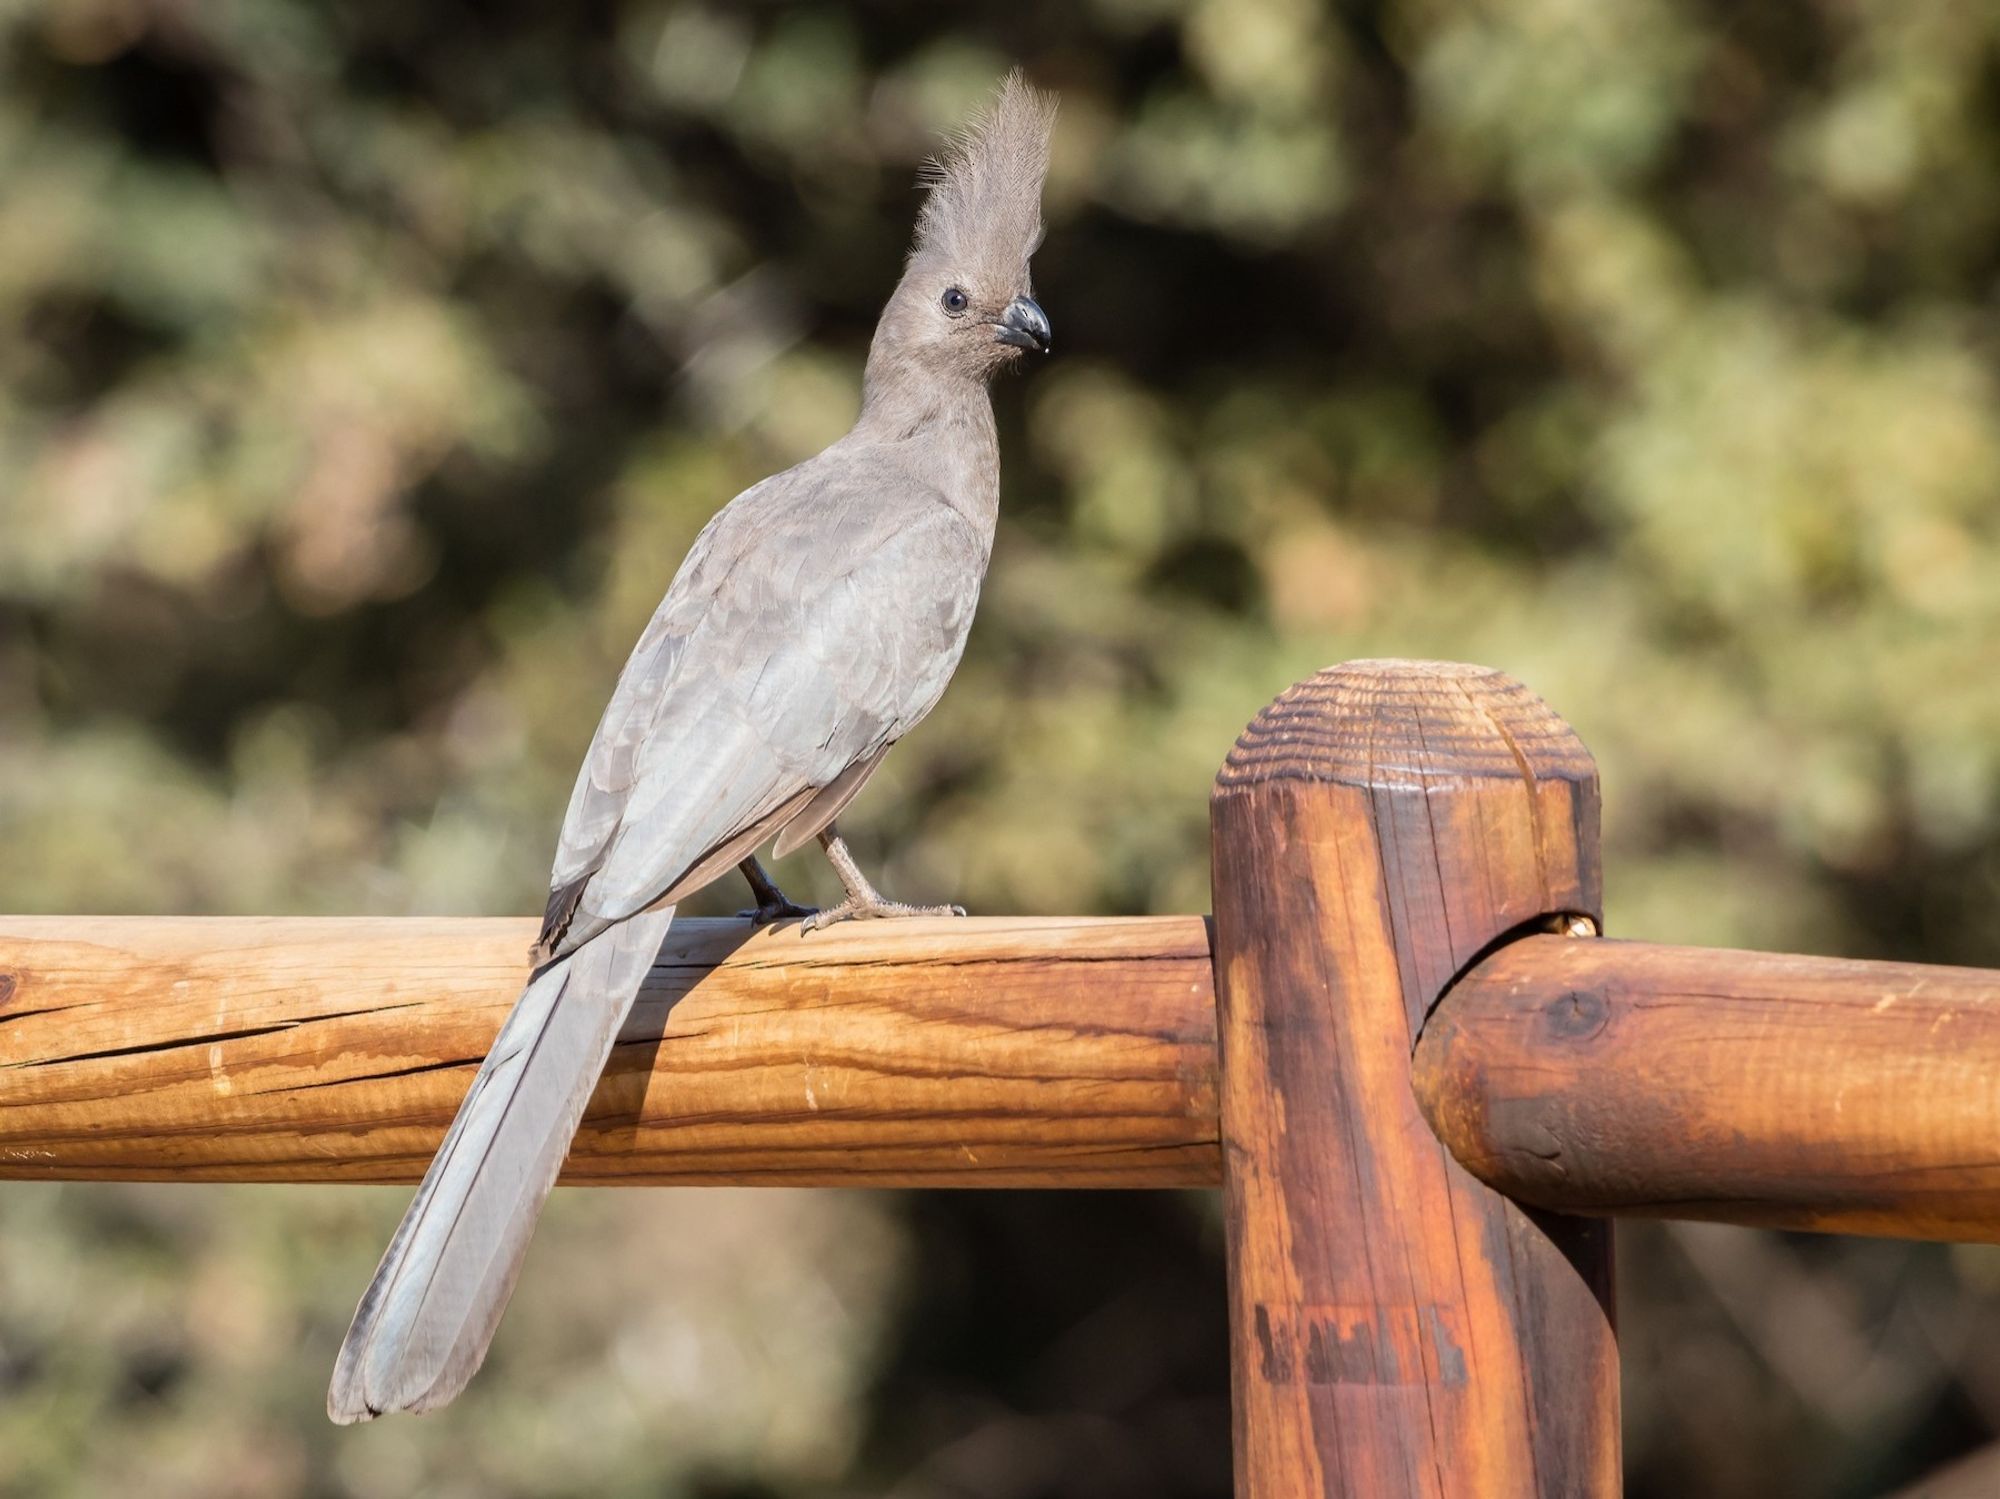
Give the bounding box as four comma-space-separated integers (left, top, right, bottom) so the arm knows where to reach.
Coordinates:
0, 915, 1217, 1187
1417, 934, 2000, 1242
1211, 660, 1619, 1498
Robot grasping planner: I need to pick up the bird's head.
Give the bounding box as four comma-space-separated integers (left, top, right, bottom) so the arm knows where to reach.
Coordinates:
871, 72, 1056, 386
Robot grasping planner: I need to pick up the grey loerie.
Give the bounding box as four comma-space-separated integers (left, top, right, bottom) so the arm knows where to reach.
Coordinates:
327, 73, 1057, 1422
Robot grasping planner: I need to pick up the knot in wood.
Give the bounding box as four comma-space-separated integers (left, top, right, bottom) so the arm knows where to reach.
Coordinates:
1544, 987, 1610, 1043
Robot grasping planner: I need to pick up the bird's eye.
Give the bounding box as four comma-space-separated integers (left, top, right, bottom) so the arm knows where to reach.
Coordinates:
940, 287, 969, 316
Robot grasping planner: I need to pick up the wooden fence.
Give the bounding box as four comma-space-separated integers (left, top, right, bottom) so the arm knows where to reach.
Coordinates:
6, 658, 1998, 1496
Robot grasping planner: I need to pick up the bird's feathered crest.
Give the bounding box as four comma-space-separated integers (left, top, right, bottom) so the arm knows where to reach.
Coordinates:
911, 71, 1056, 280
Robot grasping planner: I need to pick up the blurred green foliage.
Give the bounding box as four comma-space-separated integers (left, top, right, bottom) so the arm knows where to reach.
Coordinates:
3, 2, 1999, 1496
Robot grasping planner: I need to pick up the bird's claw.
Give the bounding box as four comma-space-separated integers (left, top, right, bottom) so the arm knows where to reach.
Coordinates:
738, 897, 818, 926
800, 899, 967, 935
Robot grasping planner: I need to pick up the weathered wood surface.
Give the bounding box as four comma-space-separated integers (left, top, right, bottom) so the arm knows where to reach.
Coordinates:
1211, 660, 1620, 1498
0, 915, 1219, 1187
1417, 934, 2000, 1242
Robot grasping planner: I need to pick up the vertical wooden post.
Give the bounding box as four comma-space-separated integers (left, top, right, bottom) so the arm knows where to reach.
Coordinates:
1210, 660, 1618, 1497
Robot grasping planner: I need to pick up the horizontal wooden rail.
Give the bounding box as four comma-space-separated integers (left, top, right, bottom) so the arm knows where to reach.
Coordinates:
1415, 934, 2000, 1242
0, 915, 1219, 1187
10, 910, 1999, 1236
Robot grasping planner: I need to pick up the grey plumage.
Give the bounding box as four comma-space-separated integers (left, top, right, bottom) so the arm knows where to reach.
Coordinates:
328, 72, 1056, 1423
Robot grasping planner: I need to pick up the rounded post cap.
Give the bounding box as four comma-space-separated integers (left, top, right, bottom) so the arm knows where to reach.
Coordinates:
1215, 659, 1594, 795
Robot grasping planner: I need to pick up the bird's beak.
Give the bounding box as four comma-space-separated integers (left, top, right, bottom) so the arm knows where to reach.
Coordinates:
993, 296, 1051, 353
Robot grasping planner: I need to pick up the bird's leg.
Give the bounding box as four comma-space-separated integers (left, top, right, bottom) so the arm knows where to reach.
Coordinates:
736, 856, 817, 925
800, 826, 966, 934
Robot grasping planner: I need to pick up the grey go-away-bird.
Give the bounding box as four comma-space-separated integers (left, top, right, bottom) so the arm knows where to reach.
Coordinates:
328, 73, 1057, 1422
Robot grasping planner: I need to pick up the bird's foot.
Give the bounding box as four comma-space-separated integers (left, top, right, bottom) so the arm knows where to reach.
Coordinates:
738, 894, 819, 926
800, 896, 967, 934
735, 857, 815, 925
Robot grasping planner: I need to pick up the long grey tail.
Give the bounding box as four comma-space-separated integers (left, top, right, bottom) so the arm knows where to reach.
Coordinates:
327, 904, 677, 1423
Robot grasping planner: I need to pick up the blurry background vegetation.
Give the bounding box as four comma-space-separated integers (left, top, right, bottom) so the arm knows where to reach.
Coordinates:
2, 0, 1999, 1494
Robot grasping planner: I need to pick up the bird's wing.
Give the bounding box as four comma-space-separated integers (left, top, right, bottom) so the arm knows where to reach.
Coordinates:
538, 486, 753, 921
538, 471, 986, 959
